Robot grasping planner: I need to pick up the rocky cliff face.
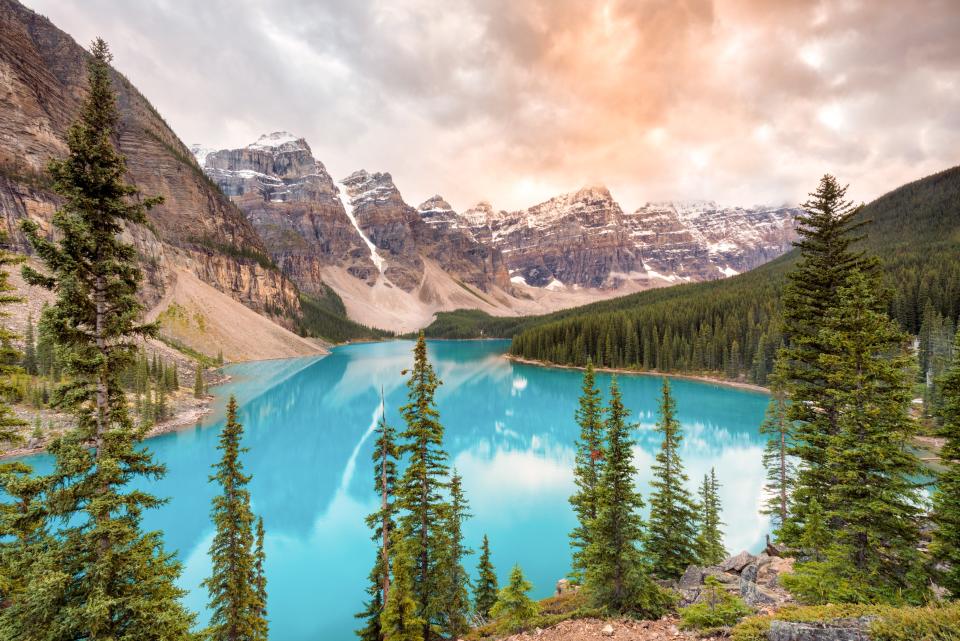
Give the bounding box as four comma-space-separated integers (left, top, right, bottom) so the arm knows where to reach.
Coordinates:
461, 190, 799, 290
0, 0, 300, 322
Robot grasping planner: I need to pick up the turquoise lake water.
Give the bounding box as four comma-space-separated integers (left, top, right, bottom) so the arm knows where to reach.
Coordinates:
21, 339, 771, 640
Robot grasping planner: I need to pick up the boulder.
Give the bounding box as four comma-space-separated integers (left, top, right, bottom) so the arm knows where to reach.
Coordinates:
757, 556, 795, 587
601, 623, 615, 637
740, 579, 779, 606
720, 550, 756, 573
555, 578, 571, 595
678, 565, 703, 590
767, 617, 873, 641
703, 566, 739, 584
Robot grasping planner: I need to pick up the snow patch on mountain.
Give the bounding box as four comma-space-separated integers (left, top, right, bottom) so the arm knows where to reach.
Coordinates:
337, 183, 385, 274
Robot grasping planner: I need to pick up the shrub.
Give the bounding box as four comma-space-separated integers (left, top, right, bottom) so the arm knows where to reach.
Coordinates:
489, 565, 540, 634
679, 576, 752, 632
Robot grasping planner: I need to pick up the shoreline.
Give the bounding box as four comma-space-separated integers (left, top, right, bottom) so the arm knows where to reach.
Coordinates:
0, 371, 233, 460
504, 354, 771, 394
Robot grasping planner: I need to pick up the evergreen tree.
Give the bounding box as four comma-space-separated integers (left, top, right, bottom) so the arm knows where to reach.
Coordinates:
473, 534, 498, 621
436, 471, 472, 638
568, 361, 604, 580
646, 379, 699, 579
787, 271, 925, 603
253, 517, 268, 637
396, 333, 450, 639
932, 328, 960, 597
0, 231, 26, 447
22, 314, 37, 375
7, 39, 194, 640
194, 363, 206, 398
203, 395, 267, 641
489, 565, 539, 633
357, 399, 399, 641
585, 377, 668, 616
694, 468, 726, 566
775, 175, 872, 536
381, 538, 424, 641
758, 391, 794, 537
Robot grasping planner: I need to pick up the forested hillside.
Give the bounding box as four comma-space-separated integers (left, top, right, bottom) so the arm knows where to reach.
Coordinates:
426, 166, 960, 384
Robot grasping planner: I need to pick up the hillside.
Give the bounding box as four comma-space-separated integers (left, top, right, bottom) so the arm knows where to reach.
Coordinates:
0, 0, 377, 352
425, 166, 960, 384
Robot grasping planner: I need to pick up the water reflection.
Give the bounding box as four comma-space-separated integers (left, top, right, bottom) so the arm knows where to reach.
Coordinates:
17, 339, 770, 641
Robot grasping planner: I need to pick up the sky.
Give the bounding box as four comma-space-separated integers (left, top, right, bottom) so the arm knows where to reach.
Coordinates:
27, 0, 960, 213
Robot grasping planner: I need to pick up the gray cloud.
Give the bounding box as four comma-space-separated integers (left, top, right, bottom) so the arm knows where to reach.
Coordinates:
26, 0, 960, 212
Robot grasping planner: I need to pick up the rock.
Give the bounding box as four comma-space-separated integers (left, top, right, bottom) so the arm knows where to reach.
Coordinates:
757, 556, 795, 587
534, 627, 543, 636
720, 550, 756, 573
678, 565, 704, 590
555, 578, 571, 595
740, 579, 778, 606
767, 617, 874, 641
703, 566, 739, 584
600, 623, 615, 637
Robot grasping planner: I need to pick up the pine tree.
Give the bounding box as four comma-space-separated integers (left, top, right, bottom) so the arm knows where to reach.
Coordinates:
585, 377, 668, 616
381, 538, 425, 641
194, 363, 206, 398
396, 332, 450, 639
436, 470, 471, 638
569, 361, 604, 580
774, 175, 871, 536
694, 468, 726, 566
0, 231, 26, 446
473, 534, 498, 621
6, 39, 194, 640
489, 565, 539, 633
203, 395, 267, 641
932, 328, 960, 597
357, 398, 399, 641
646, 378, 699, 579
759, 391, 794, 537
786, 271, 925, 603
253, 517, 268, 638
22, 314, 37, 375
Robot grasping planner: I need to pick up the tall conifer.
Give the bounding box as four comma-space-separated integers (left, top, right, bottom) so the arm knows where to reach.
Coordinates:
585, 377, 668, 615
357, 400, 400, 641
436, 470, 472, 638
759, 391, 794, 537
932, 328, 960, 597
569, 361, 604, 579
396, 332, 450, 640
473, 534, 498, 621
204, 395, 267, 641
646, 379, 698, 579
774, 175, 869, 536
694, 468, 726, 566
254, 517, 268, 637
8, 39, 194, 640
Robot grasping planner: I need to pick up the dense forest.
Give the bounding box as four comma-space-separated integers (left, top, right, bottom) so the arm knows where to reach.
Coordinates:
425, 166, 960, 388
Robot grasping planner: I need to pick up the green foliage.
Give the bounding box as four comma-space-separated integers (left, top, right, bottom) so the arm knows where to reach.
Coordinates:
3, 39, 195, 640
381, 538, 425, 641
585, 377, 670, 616
932, 328, 960, 598
489, 565, 540, 634
194, 363, 205, 398
758, 391, 794, 536
473, 534, 498, 621
188, 235, 277, 272
694, 468, 727, 566
679, 576, 752, 632
435, 470, 472, 638
297, 290, 392, 343
646, 379, 699, 579
203, 395, 267, 641
481, 166, 960, 384
0, 234, 26, 447
569, 361, 604, 580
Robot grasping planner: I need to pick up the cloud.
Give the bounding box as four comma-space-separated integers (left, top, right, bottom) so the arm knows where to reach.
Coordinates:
27, 0, 960, 212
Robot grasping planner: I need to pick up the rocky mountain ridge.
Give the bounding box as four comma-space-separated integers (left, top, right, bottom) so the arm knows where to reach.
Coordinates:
195, 131, 799, 331
0, 0, 318, 361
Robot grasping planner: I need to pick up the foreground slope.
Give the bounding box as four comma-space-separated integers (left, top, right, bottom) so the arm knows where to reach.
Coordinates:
427, 166, 960, 382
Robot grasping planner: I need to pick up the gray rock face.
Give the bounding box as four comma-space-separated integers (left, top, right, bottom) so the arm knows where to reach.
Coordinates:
720, 550, 757, 573
767, 618, 873, 641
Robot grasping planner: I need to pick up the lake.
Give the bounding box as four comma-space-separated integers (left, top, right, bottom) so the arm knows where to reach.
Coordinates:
20, 339, 771, 640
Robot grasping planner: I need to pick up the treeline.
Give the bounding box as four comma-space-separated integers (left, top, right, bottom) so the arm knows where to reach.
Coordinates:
297, 287, 394, 343
429, 165, 960, 388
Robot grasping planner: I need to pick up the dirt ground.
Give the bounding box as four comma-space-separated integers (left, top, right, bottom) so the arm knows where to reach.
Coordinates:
496, 618, 722, 641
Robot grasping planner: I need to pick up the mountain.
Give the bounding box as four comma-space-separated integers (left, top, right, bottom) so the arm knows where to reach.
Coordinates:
198, 134, 801, 331
0, 0, 333, 360
425, 165, 960, 384
460, 189, 799, 290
